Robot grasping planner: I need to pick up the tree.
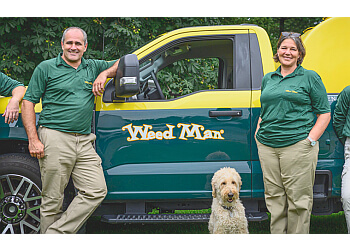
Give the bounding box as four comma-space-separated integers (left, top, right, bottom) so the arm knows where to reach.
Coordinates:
0, 17, 324, 85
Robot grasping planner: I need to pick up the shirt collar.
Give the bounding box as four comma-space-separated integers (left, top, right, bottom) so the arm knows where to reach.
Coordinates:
56, 53, 88, 69
273, 64, 304, 78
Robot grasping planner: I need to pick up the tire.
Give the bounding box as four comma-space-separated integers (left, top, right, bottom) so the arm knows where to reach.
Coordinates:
0, 153, 41, 234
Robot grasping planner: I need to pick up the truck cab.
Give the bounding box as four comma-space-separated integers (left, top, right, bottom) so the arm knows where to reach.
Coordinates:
94, 25, 273, 223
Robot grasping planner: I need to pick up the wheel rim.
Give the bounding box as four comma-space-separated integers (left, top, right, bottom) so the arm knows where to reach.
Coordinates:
0, 174, 41, 234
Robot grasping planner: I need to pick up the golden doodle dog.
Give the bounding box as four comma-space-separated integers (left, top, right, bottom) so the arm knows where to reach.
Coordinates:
208, 167, 249, 234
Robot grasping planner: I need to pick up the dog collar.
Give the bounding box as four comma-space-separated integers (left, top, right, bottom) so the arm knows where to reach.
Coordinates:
222, 205, 235, 218
221, 205, 233, 211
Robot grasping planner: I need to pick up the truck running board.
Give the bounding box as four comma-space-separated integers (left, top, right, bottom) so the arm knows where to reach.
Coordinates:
101, 212, 268, 224
246, 212, 269, 221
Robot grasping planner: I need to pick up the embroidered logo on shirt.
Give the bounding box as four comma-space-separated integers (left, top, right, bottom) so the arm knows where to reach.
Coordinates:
285, 90, 298, 93
85, 81, 93, 85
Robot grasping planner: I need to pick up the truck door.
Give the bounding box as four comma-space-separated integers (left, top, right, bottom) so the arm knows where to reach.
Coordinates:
96, 29, 263, 202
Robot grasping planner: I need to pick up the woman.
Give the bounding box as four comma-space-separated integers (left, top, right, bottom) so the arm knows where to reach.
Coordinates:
255, 32, 331, 234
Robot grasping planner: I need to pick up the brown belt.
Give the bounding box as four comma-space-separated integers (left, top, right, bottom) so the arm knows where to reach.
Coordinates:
39, 126, 85, 136
67, 132, 85, 136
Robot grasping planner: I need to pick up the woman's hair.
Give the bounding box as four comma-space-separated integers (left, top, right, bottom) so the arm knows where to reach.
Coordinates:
273, 33, 306, 65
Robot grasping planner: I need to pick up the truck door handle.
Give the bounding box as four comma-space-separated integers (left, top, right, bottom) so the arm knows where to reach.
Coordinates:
209, 110, 242, 117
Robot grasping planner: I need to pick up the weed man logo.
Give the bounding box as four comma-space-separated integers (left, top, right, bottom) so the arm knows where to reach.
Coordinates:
122, 123, 225, 142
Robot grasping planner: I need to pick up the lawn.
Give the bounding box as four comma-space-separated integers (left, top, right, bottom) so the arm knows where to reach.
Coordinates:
85, 212, 348, 234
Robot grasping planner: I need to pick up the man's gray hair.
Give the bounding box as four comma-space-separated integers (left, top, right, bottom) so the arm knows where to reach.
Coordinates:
61, 27, 88, 45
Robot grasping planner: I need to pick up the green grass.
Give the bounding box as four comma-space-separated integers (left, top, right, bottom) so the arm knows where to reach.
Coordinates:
85, 211, 348, 234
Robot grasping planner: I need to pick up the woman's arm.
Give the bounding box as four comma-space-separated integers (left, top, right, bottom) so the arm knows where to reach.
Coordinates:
255, 117, 262, 137
308, 112, 331, 141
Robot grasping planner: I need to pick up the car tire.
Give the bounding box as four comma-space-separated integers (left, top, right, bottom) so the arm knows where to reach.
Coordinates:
0, 153, 41, 234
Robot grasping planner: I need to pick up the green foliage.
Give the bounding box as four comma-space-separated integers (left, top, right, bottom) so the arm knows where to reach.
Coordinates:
0, 17, 323, 85
157, 58, 219, 99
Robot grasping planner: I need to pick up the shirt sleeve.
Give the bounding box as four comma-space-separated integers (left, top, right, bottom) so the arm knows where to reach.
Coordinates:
23, 64, 47, 104
309, 71, 331, 114
333, 86, 350, 144
0, 72, 24, 97
91, 59, 118, 79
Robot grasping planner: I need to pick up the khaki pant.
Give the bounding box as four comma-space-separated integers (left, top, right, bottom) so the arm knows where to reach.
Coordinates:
342, 137, 350, 233
256, 138, 318, 234
38, 127, 107, 234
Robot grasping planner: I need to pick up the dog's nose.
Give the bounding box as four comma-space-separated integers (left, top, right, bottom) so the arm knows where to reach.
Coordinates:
228, 193, 234, 198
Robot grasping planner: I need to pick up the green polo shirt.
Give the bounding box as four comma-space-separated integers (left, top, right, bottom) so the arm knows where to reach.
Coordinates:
24, 53, 116, 134
0, 72, 24, 97
333, 85, 350, 144
256, 65, 330, 148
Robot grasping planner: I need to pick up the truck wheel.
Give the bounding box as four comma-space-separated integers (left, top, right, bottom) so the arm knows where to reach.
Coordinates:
0, 153, 41, 234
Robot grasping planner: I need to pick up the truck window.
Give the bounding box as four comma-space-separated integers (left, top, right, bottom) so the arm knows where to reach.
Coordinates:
156, 58, 219, 99
137, 37, 236, 101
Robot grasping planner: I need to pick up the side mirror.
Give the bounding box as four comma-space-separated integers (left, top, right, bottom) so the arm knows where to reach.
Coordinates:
115, 54, 140, 98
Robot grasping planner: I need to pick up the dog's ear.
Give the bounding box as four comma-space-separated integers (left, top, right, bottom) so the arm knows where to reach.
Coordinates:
233, 170, 242, 191
211, 183, 216, 198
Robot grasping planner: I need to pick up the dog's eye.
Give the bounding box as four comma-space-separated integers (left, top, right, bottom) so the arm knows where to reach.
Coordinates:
232, 181, 235, 185
222, 182, 226, 185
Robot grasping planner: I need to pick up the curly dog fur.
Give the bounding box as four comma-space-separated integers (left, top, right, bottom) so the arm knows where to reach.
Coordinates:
208, 167, 248, 234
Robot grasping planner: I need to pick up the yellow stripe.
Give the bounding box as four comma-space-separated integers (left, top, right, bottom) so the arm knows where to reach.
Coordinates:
96, 90, 262, 111
0, 97, 43, 113
252, 90, 261, 108
0, 90, 261, 114
0, 86, 42, 114
0, 96, 11, 113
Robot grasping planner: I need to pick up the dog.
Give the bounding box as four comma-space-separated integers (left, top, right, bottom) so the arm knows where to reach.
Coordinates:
208, 167, 249, 234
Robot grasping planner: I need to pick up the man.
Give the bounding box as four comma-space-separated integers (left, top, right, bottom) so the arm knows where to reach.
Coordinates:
21, 27, 119, 234
333, 86, 350, 234
0, 72, 26, 124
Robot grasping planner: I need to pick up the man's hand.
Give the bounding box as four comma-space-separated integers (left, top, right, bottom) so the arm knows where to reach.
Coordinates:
3, 97, 20, 124
92, 72, 108, 97
28, 139, 45, 159
92, 59, 119, 97
22, 99, 44, 159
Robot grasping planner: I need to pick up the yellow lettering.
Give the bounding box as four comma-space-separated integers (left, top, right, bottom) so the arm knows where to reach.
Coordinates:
178, 123, 204, 140
148, 131, 156, 140
122, 123, 139, 141
163, 124, 176, 139
121, 123, 152, 141
203, 130, 213, 139
212, 130, 225, 139
139, 125, 152, 140
123, 123, 224, 142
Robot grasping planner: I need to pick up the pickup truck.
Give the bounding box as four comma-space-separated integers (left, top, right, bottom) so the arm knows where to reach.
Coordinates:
0, 17, 348, 234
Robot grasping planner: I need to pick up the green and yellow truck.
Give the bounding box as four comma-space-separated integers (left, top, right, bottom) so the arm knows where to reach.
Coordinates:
0, 17, 349, 234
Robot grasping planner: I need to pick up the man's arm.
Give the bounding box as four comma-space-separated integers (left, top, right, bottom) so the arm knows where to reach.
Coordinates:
2, 85, 26, 124
333, 89, 350, 144
21, 100, 45, 159
92, 60, 119, 97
